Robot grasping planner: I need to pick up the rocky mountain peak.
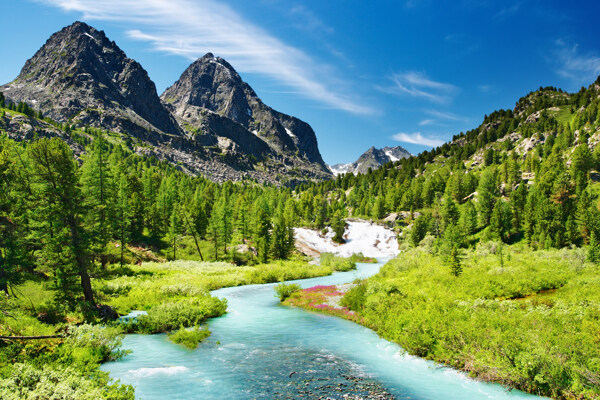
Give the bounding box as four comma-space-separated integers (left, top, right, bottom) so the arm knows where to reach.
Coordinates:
1, 21, 180, 136
1, 21, 332, 185
329, 145, 411, 176
162, 54, 329, 171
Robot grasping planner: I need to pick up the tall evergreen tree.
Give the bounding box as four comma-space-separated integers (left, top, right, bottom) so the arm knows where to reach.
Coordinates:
27, 138, 95, 307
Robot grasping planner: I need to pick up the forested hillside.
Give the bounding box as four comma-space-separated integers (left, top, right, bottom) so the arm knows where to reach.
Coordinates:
296, 79, 600, 254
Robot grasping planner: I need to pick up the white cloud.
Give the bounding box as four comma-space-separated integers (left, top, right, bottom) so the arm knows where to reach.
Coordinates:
381, 72, 457, 103
554, 39, 600, 85
424, 109, 465, 121
392, 132, 444, 147
418, 109, 468, 127
34, 0, 373, 115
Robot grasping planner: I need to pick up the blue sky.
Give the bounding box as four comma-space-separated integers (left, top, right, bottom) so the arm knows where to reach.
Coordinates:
1, 1, 600, 165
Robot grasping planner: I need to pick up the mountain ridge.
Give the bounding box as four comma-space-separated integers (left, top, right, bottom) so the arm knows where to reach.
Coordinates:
0, 21, 331, 185
329, 145, 411, 176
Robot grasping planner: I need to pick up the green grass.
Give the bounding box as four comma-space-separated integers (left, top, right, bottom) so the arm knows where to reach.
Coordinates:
341, 245, 600, 400
96, 259, 336, 314
551, 105, 576, 127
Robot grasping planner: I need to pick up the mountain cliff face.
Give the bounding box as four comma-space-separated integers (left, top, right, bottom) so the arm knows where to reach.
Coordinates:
329, 146, 411, 175
0, 22, 331, 185
0, 22, 180, 138
161, 53, 329, 172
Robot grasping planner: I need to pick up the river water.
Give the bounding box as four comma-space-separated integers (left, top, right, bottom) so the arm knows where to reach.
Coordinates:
102, 261, 546, 399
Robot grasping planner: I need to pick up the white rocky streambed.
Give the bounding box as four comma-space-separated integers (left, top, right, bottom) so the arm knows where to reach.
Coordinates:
294, 220, 400, 258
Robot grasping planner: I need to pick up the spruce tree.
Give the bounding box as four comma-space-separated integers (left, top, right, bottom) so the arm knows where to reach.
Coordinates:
254, 207, 272, 263
331, 210, 346, 244
81, 134, 114, 268
449, 245, 462, 277
27, 138, 95, 307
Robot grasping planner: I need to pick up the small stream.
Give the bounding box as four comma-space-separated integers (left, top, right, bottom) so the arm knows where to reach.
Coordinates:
102, 261, 547, 399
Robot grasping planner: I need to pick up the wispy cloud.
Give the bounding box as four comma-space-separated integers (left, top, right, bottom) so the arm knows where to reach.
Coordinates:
418, 109, 468, 126
392, 132, 444, 147
381, 72, 457, 103
424, 109, 465, 121
34, 0, 373, 115
553, 39, 600, 85
418, 119, 435, 126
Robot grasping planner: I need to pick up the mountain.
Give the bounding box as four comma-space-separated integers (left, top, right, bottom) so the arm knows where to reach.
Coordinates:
0, 22, 331, 185
161, 53, 330, 175
0, 22, 180, 138
329, 146, 411, 175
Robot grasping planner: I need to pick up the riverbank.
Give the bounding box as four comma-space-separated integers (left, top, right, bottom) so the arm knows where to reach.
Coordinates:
282, 244, 600, 400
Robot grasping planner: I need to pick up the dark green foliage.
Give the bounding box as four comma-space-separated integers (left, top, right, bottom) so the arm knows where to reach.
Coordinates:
331, 210, 346, 243
587, 232, 600, 263
27, 138, 95, 307
449, 245, 462, 277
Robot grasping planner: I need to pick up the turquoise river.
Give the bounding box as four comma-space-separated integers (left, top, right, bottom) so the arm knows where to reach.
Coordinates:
102, 260, 548, 399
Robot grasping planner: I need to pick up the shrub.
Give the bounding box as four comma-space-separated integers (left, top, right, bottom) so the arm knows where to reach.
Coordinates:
0, 363, 134, 400
168, 326, 211, 349
274, 282, 302, 301
320, 253, 356, 272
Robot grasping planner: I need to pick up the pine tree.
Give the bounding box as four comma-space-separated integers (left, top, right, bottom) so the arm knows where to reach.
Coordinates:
331, 210, 346, 244
0, 141, 28, 294
27, 138, 95, 307
168, 204, 182, 260
478, 167, 499, 226
449, 245, 462, 277
81, 134, 114, 268
254, 207, 272, 263
114, 173, 131, 267
588, 232, 600, 263
459, 201, 478, 236
270, 215, 291, 260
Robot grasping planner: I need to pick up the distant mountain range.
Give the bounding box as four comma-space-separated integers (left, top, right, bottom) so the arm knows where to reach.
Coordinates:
329, 146, 411, 176
0, 22, 331, 184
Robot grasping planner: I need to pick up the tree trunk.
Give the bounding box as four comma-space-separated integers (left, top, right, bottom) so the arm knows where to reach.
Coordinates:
68, 215, 95, 306
173, 236, 176, 260
181, 211, 203, 261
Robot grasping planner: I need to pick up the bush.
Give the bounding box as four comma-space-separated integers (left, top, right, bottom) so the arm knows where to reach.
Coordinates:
274, 283, 302, 301
168, 326, 211, 349
0, 363, 134, 400
320, 253, 357, 272
340, 283, 367, 311
131, 297, 227, 334
65, 324, 125, 362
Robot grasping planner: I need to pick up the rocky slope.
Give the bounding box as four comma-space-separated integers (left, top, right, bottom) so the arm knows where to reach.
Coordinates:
0, 22, 180, 139
329, 146, 411, 175
161, 53, 330, 177
0, 22, 332, 185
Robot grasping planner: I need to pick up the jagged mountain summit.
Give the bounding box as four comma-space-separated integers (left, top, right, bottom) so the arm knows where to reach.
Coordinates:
0, 21, 180, 138
329, 146, 411, 176
0, 22, 331, 184
161, 53, 329, 173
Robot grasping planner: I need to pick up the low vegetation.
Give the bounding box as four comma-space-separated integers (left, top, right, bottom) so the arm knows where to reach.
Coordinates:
274, 283, 302, 301
168, 326, 211, 349
287, 244, 600, 400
